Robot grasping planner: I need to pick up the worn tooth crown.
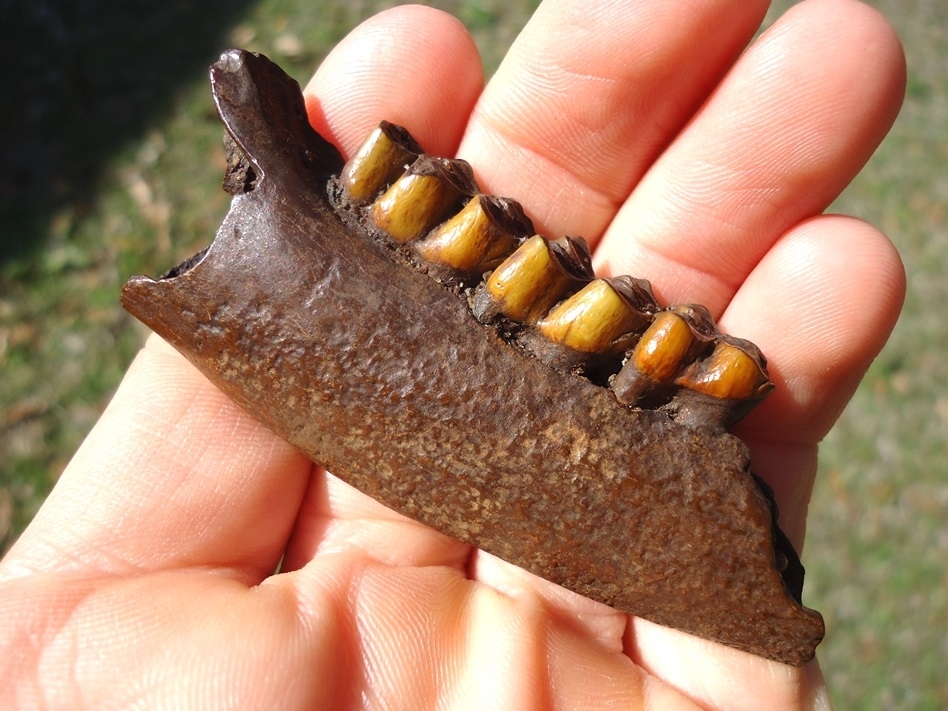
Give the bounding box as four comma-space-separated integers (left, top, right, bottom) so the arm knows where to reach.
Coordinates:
634, 310, 697, 380
341, 120, 773, 427
537, 278, 652, 354
612, 303, 719, 405
481, 235, 589, 324
414, 194, 533, 276
371, 155, 478, 243
676, 337, 773, 401
340, 120, 423, 204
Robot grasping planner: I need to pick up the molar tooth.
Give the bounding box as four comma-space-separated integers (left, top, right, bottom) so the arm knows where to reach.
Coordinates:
675, 336, 772, 401
371, 155, 478, 243
413, 195, 533, 277
339, 121, 423, 204
634, 311, 696, 381
536, 276, 655, 355
665, 335, 774, 430
477, 235, 592, 324
612, 304, 717, 405
615, 311, 695, 404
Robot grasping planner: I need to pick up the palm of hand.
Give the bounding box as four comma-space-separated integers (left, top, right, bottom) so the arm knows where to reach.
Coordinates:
0, 1, 905, 709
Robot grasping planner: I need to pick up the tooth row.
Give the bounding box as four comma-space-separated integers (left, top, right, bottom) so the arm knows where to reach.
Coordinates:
334, 121, 773, 429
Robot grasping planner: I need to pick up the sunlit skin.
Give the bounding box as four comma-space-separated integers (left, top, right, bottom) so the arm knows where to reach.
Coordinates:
0, 1, 905, 709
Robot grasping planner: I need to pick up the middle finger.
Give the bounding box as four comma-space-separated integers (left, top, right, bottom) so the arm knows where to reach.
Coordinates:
457, 0, 769, 239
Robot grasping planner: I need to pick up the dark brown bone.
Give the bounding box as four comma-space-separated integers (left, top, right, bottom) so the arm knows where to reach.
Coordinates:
121, 50, 824, 665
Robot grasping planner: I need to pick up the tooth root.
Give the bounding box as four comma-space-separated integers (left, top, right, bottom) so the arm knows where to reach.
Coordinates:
536, 278, 653, 355
675, 337, 773, 401
371, 155, 478, 243
339, 121, 422, 204
413, 195, 533, 275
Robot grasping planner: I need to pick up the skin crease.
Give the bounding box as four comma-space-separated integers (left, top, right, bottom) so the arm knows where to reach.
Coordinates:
0, 0, 906, 709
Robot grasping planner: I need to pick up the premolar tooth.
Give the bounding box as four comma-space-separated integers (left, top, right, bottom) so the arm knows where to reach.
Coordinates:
413, 195, 533, 277
339, 121, 422, 204
371, 155, 477, 243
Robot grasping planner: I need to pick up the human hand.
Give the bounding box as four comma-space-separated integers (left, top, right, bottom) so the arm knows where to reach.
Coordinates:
0, 1, 905, 708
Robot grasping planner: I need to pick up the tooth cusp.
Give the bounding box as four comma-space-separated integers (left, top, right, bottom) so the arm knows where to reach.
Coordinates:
547, 234, 594, 280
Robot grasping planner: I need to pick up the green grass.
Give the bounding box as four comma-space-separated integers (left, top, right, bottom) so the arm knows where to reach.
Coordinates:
1, 0, 945, 707
782, 1, 948, 706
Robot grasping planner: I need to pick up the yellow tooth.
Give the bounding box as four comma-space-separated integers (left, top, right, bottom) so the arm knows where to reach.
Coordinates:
537, 279, 648, 354
668, 304, 717, 341
632, 311, 695, 382
339, 121, 421, 204
485, 236, 577, 323
414, 195, 527, 274
372, 180, 452, 244
676, 340, 772, 400
611, 305, 716, 405
370, 175, 453, 243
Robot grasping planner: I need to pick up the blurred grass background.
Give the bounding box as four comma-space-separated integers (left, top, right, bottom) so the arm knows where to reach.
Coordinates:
0, 0, 944, 707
